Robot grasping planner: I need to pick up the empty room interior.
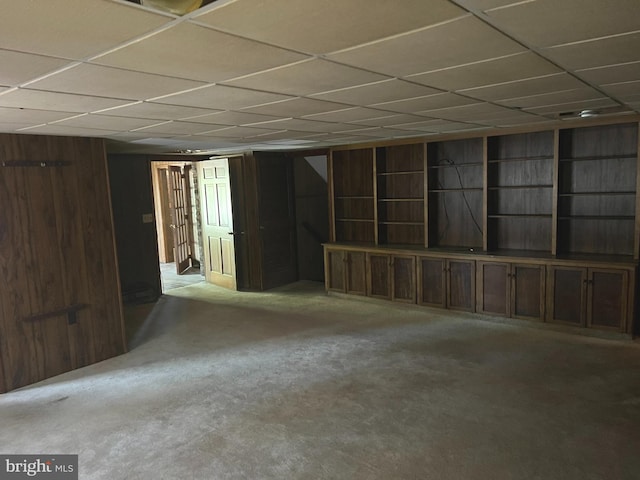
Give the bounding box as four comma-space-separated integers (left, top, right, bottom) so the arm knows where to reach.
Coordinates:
1, 0, 640, 478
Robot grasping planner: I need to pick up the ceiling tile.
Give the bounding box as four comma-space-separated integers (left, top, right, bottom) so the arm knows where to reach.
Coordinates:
602, 80, 640, 101
486, 0, 640, 48
28, 64, 206, 101
303, 107, 400, 123
194, 0, 465, 54
18, 124, 120, 137
310, 79, 441, 105
246, 118, 366, 134
454, 0, 524, 11
544, 31, 640, 70
372, 93, 480, 114
0, 0, 171, 59
0, 107, 76, 124
96, 102, 216, 120
152, 85, 291, 110
181, 111, 282, 125
577, 62, 640, 86
499, 88, 606, 109
0, 89, 133, 112
460, 73, 588, 101
349, 113, 432, 127
328, 16, 524, 77
194, 126, 281, 138
419, 102, 524, 121
132, 121, 220, 135
0, 50, 71, 86
223, 59, 388, 96
240, 98, 349, 117
408, 52, 562, 91
51, 114, 164, 131
524, 97, 620, 115
94, 23, 307, 83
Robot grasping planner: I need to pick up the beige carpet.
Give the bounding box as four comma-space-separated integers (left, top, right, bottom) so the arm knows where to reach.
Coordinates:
1, 281, 639, 479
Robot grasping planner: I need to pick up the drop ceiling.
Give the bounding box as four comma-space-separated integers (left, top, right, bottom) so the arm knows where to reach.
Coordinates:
0, 0, 639, 155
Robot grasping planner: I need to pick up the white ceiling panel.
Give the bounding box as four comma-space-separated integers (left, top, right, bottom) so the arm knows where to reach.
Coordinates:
19, 124, 121, 137
194, 125, 283, 138
350, 114, 434, 127
419, 102, 526, 122
602, 80, 640, 101
0, 107, 76, 124
373, 93, 481, 114
0, 0, 171, 59
303, 107, 403, 123
499, 88, 606, 109
0, 89, 133, 112
310, 79, 441, 105
524, 97, 620, 115
454, 0, 524, 11
181, 111, 282, 125
240, 98, 350, 117
0, 50, 71, 87
460, 73, 588, 102
544, 32, 640, 71
245, 118, 367, 133
194, 0, 466, 54
223, 59, 388, 96
486, 0, 640, 48
152, 85, 292, 110
96, 102, 216, 120
27, 64, 206, 101
132, 120, 222, 135
94, 23, 307, 83
328, 16, 524, 77
407, 52, 562, 91
577, 62, 640, 86
51, 114, 164, 132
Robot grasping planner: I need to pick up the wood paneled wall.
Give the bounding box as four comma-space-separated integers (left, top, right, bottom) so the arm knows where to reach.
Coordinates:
0, 134, 125, 393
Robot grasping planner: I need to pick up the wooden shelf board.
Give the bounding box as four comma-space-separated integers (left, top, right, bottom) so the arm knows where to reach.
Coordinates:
558, 191, 636, 196
488, 214, 552, 218
377, 170, 423, 176
488, 185, 553, 190
336, 218, 375, 223
558, 215, 635, 220
487, 155, 554, 163
430, 188, 483, 192
378, 198, 424, 202
335, 196, 374, 200
559, 154, 637, 162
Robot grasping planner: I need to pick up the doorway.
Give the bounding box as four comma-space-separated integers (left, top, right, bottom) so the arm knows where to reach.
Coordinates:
151, 161, 204, 292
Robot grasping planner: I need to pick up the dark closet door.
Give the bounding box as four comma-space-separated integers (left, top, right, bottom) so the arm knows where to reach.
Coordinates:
256, 154, 298, 290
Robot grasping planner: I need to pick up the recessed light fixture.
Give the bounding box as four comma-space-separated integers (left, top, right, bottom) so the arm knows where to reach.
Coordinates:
579, 109, 600, 118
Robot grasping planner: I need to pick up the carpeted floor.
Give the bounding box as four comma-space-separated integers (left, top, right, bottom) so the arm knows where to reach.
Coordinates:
1, 281, 639, 479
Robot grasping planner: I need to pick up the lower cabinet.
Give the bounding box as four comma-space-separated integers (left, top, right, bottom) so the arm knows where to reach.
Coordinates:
476, 261, 545, 321
418, 257, 475, 312
325, 248, 366, 295
324, 245, 635, 335
547, 266, 630, 331
367, 253, 416, 303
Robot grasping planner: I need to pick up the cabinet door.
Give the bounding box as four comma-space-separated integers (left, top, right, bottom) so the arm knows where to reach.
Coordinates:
547, 266, 587, 326
418, 257, 446, 307
346, 251, 367, 295
367, 253, 391, 299
512, 264, 545, 321
325, 249, 345, 292
392, 255, 416, 304
447, 260, 475, 312
477, 261, 509, 316
587, 268, 628, 331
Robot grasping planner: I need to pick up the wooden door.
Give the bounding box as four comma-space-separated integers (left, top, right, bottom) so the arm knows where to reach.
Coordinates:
392, 255, 416, 303
198, 159, 237, 290
167, 166, 193, 274
477, 261, 509, 316
325, 249, 346, 292
417, 257, 446, 307
256, 154, 298, 290
346, 251, 367, 295
547, 266, 586, 326
587, 268, 628, 331
512, 264, 545, 321
367, 253, 391, 299
447, 260, 475, 312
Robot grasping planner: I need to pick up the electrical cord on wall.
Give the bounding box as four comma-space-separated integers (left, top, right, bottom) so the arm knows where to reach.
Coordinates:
437, 159, 482, 242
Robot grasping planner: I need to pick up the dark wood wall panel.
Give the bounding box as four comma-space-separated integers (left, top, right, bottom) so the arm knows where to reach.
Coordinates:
0, 134, 125, 393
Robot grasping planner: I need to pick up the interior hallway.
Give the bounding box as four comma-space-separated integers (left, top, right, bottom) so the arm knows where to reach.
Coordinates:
1, 282, 639, 480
